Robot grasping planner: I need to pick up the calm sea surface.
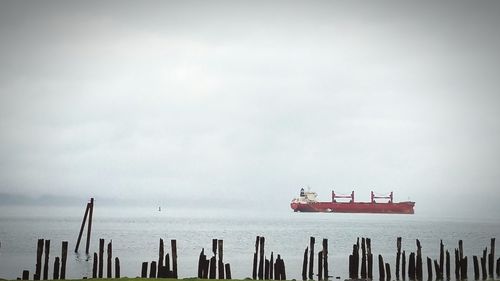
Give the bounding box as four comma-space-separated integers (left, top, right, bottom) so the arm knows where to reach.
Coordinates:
0, 205, 499, 280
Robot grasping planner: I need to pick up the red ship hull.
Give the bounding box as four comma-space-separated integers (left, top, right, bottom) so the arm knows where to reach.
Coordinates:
290, 201, 415, 214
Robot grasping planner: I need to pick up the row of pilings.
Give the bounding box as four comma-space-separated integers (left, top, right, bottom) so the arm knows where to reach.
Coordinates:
344, 237, 498, 281
14, 236, 500, 280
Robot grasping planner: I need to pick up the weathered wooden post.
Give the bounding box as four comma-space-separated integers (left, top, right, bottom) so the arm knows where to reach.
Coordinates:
309, 237, 315, 280
158, 238, 164, 276
209, 256, 216, 279
454, 249, 460, 280
141, 262, 148, 278
379, 255, 385, 280
270, 252, 274, 280
99, 239, 104, 278
107, 241, 112, 278
496, 258, 500, 276
22, 270, 29, 280
323, 238, 328, 280
367, 238, 373, 279
461, 257, 468, 280
259, 237, 265, 280
43, 240, 50, 280
92, 253, 97, 278
198, 249, 206, 278
150, 261, 157, 278
253, 236, 259, 280
171, 239, 178, 279
402, 251, 406, 280
440, 240, 444, 279
473, 255, 480, 280
225, 263, 232, 280
489, 238, 495, 278
115, 257, 120, 278
409, 252, 416, 280
445, 250, 450, 280
75, 202, 90, 252
53, 257, 60, 280
35, 239, 44, 280
318, 251, 323, 281
85, 198, 94, 254
386, 263, 391, 281
361, 237, 367, 279
265, 258, 270, 280
426, 257, 432, 281
416, 240, 423, 281
481, 248, 487, 280
434, 260, 441, 280
397, 237, 402, 280
60, 241, 68, 280
218, 239, 224, 279
302, 247, 308, 281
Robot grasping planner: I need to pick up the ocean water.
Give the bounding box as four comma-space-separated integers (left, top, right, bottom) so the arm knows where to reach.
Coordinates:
0, 205, 499, 280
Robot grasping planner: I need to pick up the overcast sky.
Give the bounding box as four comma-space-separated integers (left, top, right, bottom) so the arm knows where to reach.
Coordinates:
1, 1, 499, 218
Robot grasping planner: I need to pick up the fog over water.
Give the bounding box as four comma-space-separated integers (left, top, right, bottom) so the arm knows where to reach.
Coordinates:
1, 1, 500, 219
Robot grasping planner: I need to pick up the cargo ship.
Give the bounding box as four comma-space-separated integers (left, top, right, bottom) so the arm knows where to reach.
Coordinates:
290, 188, 415, 214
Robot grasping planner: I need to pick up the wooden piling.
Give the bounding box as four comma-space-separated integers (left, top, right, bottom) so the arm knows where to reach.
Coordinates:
225, 263, 232, 280
35, 239, 44, 280
461, 256, 468, 279
265, 259, 270, 280
489, 238, 495, 278
402, 251, 406, 280
496, 258, 500, 276
158, 238, 164, 275
75, 203, 90, 252
259, 236, 265, 280
378, 254, 385, 280
302, 247, 308, 281
60, 241, 68, 280
107, 241, 112, 278
482, 248, 487, 280
115, 257, 120, 278
281, 256, 287, 280
99, 239, 104, 278
43, 240, 50, 280
361, 238, 367, 279
165, 253, 171, 277
454, 249, 460, 280
209, 256, 216, 279
474, 256, 480, 280
309, 237, 315, 280
171, 239, 178, 279
439, 240, 444, 278
270, 252, 274, 280
141, 262, 148, 278
409, 252, 416, 280
53, 257, 60, 280
85, 198, 94, 254
445, 250, 450, 280
416, 240, 423, 281
198, 249, 206, 278
386, 263, 391, 281
218, 239, 224, 280
318, 251, 323, 281
426, 257, 432, 281
434, 260, 441, 280
351, 241, 358, 279
323, 239, 328, 280
150, 261, 157, 278
367, 238, 373, 279
22, 270, 29, 280
92, 253, 97, 278
253, 236, 259, 280
397, 237, 402, 280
